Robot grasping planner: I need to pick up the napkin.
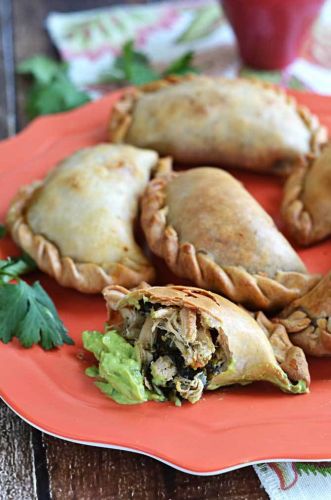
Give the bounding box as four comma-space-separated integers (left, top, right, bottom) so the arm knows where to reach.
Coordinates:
46, 0, 331, 95
46, 2, 331, 498
254, 463, 331, 500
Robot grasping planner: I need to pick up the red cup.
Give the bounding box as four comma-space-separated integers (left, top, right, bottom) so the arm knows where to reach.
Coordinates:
221, 0, 325, 69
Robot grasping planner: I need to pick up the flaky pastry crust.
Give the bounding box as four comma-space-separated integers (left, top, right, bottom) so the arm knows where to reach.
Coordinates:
255, 311, 310, 384
282, 143, 331, 245
274, 273, 331, 356
141, 169, 319, 311
6, 145, 170, 293
109, 75, 327, 175
103, 284, 310, 387
6, 182, 155, 293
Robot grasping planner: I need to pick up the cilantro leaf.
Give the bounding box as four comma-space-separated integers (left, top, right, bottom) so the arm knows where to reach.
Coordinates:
26, 77, 90, 119
17, 55, 66, 85
0, 283, 28, 343
101, 40, 198, 86
103, 40, 159, 85
17, 55, 91, 119
0, 281, 74, 349
120, 40, 159, 85
0, 254, 36, 284
0, 224, 6, 239
163, 51, 198, 76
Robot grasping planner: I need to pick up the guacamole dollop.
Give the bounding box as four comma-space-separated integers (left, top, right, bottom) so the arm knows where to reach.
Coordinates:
82, 329, 165, 405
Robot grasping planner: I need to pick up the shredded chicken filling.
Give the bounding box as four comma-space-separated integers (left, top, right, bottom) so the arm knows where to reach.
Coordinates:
117, 300, 228, 403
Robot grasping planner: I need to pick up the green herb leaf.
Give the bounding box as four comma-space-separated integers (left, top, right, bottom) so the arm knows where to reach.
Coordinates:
0, 280, 74, 349
0, 283, 28, 343
103, 40, 159, 85
101, 40, 198, 86
26, 76, 90, 119
0, 224, 6, 239
17, 55, 66, 85
18, 55, 91, 119
163, 51, 197, 76
0, 254, 36, 284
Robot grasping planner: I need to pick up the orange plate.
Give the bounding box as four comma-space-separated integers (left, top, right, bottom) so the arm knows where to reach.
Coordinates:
1, 90, 331, 475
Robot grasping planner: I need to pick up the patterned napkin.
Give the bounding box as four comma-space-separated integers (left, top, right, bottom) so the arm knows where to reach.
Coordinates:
46, 1, 331, 498
46, 0, 331, 95
255, 463, 331, 500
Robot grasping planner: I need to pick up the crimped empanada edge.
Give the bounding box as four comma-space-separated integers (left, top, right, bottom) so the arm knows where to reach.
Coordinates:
273, 272, 331, 356
140, 174, 320, 311
5, 182, 156, 294
108, 74, 328, 164
281, 145, 331, 246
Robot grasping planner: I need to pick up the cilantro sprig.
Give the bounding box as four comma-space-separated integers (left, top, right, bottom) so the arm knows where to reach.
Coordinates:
17, 55, 91, 119
101, 40, 199, 85
0, 249, 74, 350
0, 254, 36, 284
17, 44, 198, 119
0, 281, 74, 349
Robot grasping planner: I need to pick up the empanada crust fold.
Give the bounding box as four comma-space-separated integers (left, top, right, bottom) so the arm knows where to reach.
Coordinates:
6, 145, 163, 293
275, 273, 331, 356
255, 311, 310, 384
109, 75, 327, 174
141, 169, 319, 311
6, 183, 154, 293
103, 284, 310, 391
282, 143, 331, 246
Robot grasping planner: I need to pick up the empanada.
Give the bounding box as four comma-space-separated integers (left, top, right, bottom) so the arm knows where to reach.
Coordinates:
141, 167, 319, 310
282, 143, 331, 245
101, 284, 309, 404
274, 273, 331, 356
109, 75, 327, 174
6, 144, 166, 293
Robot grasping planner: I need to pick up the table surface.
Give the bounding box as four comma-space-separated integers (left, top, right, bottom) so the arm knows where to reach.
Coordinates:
0, 1, 268, 499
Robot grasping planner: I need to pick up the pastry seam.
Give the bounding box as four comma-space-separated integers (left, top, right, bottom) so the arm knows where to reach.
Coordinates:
6, 181, 156, 294
281, 146, 330, 245
141, 173, 319, 311
109, 74, 328, 168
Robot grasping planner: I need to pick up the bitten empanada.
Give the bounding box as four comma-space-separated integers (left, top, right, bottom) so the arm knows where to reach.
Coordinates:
109, 75, 327, 175
6, 144, 166, 293
141, 167, 319, 310
275, 273, 331, 356
282, 143, 331, 245
100, 285, 309, 404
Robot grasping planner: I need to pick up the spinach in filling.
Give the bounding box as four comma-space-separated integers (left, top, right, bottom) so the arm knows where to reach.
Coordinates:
116, 300, 227, 404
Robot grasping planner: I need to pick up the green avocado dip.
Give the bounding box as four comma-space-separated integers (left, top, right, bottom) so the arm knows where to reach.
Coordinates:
83, 330, 165, 405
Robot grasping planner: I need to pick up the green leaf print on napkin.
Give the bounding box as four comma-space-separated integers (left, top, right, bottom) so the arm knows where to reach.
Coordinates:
176, 5, 222, 44
296, 463, 331, 477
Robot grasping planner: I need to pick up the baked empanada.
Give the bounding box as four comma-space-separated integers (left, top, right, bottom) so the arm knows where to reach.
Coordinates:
6, 144, 165, 293
109, 75, 327, 174
274, 273, 331, 356
282, 143, 331, 245
100, 285, 309, 404
141, 167, 319, 310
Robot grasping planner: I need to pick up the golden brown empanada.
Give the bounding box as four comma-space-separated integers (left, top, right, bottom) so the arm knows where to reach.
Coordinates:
109, 75, 327, 174
274, 273, 331, 356
101, 284, 309, 404
141, 167, 319, 310
282, 143, 331, 245
6, 144, 167, 293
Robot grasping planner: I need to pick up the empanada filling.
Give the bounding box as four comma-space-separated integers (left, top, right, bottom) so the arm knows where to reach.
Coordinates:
111, 299, 230, 404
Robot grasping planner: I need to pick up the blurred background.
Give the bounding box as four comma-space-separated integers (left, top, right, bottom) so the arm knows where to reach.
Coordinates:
1, 0, 330, 139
